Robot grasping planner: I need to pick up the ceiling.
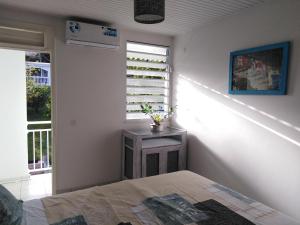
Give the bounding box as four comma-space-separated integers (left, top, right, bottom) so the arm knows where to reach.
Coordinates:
0, 0, 266, 36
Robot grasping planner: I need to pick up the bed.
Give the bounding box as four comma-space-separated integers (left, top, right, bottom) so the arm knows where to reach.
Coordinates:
15, 171, 300, 224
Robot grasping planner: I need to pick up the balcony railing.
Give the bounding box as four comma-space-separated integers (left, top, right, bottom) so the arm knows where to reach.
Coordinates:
27, 121, 52, 174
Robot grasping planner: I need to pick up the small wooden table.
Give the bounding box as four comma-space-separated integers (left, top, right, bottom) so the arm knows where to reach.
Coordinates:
122, 127, 187, 179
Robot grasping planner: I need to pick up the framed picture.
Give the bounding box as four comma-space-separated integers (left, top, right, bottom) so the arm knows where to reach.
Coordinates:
229, 42, 290, 95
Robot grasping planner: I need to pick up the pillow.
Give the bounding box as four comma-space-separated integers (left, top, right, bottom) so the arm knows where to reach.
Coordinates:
50, 215, 87, 225
0, 184, 23, 225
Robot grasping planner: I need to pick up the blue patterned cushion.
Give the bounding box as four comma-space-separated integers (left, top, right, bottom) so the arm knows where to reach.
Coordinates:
50, 215, 87, 225
0, 184, 23, 225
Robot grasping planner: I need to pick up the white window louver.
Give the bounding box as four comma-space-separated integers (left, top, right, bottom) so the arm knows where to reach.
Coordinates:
126, 42, 170, 120
0, 25, 45, 48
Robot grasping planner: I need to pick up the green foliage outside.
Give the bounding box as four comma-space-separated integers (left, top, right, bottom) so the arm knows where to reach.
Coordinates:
127, 66, 167, 72
27, 80, 51, 121
26, 80, 52, 165
127, 74, 167, 80
127, 57, 165, 64
26, 67, 41, 76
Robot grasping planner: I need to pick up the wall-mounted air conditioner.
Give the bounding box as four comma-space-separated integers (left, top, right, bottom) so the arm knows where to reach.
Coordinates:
65, 20, 120, 49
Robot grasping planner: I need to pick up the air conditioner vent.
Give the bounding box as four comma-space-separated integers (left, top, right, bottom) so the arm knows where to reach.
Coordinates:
65, 20, 120, 49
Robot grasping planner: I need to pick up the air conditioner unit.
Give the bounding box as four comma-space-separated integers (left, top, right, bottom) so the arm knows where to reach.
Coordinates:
65, 20, 120, 49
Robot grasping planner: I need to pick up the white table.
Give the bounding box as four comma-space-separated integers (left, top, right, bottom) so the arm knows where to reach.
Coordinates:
122, 127, 187, 179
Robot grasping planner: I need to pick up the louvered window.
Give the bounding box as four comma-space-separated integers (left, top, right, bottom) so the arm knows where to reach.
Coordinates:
126, 42, 170, 120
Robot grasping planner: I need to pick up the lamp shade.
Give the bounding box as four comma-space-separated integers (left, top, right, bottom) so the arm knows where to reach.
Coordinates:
134, 0, 165, 24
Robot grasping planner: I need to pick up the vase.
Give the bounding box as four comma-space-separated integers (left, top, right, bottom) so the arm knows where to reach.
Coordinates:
150, 123, 164, 132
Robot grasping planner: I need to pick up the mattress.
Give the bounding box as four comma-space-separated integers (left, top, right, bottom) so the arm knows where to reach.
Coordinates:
26, 171, 299, 225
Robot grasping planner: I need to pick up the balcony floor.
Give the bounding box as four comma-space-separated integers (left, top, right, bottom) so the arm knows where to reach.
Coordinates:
1, 173, 52, 201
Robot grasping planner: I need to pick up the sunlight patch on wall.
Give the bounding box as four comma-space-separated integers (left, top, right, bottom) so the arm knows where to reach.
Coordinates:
177, 74, 300, 133
175, 75, 300, 148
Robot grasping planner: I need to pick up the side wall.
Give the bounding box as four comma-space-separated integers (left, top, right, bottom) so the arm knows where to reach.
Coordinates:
0, 8, 173, 192
173, 0, 300, 220
0, 49, 28, 181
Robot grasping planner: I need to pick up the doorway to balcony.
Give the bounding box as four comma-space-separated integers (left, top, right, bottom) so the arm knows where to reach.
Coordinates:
0, 48, 52, 200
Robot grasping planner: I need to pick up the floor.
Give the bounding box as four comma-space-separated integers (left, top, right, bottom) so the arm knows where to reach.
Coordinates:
1, 173, 52, 201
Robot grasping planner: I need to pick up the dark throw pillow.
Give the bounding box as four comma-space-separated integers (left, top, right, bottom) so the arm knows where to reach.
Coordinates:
194, 199, 255, 225
50, 215, 87, 225
0, 184, 23, 225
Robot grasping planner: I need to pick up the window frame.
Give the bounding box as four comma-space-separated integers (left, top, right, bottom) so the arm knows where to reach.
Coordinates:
126, 41, 171, 121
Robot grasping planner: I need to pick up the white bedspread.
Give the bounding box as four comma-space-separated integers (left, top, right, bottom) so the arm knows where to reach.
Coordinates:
42, 171, 299, 225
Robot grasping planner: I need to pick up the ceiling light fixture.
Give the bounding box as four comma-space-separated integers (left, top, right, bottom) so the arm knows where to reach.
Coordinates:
134, 0, 165, 24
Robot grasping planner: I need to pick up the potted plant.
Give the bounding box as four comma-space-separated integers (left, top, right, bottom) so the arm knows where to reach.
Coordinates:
140, 103, 175, 132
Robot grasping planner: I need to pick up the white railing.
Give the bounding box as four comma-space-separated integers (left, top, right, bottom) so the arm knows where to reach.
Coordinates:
27, 121, 52, 174
26, 76, 51, 86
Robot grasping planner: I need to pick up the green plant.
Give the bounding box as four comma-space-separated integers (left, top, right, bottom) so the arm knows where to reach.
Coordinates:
26, 80, 51, 121
140, 103, 175, 126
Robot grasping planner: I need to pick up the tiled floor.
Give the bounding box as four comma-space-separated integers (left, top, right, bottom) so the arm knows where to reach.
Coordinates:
1, 173, 52, 201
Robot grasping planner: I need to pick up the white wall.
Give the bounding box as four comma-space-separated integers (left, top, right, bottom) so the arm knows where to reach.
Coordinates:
0, 7, 173, 192
54, 28, 173, 193
173, 0, 300, 221
0, 49, 28, 181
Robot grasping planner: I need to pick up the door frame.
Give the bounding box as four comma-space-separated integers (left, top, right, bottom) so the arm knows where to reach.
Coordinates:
0, 20, 57, 194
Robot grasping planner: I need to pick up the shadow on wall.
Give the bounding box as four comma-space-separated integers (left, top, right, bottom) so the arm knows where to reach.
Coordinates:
93, 129, 123, 182
56, 129, 123, 194
187, 134, 268, 203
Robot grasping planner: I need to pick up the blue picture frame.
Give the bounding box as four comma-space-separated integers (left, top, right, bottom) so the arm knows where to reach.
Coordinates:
229, 42, 290, 95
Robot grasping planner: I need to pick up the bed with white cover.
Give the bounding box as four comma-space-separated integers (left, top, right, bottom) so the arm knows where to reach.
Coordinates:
19, 171, 299, 225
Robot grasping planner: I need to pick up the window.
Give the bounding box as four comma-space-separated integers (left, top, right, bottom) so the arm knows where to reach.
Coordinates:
126, 42, 170, 119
